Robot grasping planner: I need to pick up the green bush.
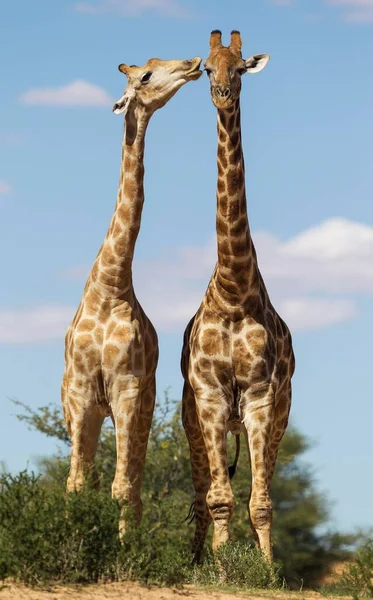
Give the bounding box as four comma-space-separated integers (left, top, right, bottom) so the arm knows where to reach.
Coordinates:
9, 396, 356, 588
192, 542, 280, 589
324, 540, 373, 599
117, 523, 190, 586
0, 471, 121, 584
0, 470, 278, 589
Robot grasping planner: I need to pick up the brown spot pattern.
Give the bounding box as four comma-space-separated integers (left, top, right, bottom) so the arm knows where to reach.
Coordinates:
61, 61, 185, 534
181, 35, 294, 566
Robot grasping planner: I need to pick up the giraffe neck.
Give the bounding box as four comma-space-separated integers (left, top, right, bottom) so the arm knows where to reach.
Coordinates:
214, 98, 259, 300
91, 104, 150, 298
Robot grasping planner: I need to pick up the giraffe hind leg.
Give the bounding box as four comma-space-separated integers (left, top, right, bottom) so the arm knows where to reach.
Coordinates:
186, 387, 234, 554
182, 382, 211, 563
266, 381, 292, 488
65, 384, 105, 492
241, 384, 276, 561
125, 378, 156, 526
110, 376, 144, 537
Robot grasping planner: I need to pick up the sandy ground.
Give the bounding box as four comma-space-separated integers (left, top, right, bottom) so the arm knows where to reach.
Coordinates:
0, 583, 334, 600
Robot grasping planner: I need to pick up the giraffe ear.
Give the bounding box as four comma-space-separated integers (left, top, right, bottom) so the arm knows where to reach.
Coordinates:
210, 30, 222, 50
118, 63, 130, 75
244, 54, 270, 74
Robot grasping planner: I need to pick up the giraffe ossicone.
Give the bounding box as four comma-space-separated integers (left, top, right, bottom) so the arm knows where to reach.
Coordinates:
62, 55, 202, 535
181, 30, 295, 563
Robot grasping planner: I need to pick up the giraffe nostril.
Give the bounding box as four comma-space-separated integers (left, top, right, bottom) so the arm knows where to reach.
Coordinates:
215, 87, 230, 99
215, 87, 230, 98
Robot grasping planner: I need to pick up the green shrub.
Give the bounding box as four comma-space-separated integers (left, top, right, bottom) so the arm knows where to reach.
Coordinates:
117, 523, 190, 586
192, 542, 280, 589
0, 471, 196, 587
0, 470, 282, 590
0, 471, 121, 584
10, 397, 356, 588
324, 540, 373, 599
0, 471, 65, 583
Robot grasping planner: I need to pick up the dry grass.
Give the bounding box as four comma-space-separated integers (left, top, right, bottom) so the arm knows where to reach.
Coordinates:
0, 583, 344, 600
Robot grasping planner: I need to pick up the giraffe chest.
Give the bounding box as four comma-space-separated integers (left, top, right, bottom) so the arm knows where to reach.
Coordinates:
188, 316, 276, 393
65, 297, 158, 385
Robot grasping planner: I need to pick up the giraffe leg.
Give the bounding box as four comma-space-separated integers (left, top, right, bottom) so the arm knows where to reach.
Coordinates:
65, 386, 104, 492
267, 381, 292, 488
110, 377, 142, 535
242, 428, 260, 549
241, 384, 276, 561
126, 377, 156, 526
182, 382, 211, 563
195, 391, 233, 552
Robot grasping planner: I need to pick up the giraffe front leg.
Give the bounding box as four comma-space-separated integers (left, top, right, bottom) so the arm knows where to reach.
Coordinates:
110, 376, 142, 536
266, 381, 292, 487
241, 384, 276, 562
194, 390, 234, 552
182, 382, 211, 563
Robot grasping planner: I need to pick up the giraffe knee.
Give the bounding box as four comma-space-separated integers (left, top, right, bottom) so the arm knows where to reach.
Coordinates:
249, 499, 273, 531
112, 479, 130, 503
112, 481, 142, 525
207, 486, 234, 522
67, 472, 84, 493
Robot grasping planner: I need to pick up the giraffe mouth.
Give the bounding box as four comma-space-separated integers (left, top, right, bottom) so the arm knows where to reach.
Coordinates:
185, 58, 203, 81
212, 93, 237, 110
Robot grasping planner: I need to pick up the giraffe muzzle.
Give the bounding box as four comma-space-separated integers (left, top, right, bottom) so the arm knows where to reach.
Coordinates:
184, 57, 203, 81
113, 96, 129, 115
212, 87, 235, 109
215, 86, 231, 99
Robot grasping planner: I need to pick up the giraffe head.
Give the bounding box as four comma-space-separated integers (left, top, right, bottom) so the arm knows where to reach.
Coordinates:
113, 57, 202, 116
204, 30, 270, 110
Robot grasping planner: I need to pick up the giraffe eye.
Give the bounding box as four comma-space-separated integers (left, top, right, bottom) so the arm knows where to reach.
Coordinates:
205, 68, 212, 77
141, 71, 152, 83
237, 67, 246, 75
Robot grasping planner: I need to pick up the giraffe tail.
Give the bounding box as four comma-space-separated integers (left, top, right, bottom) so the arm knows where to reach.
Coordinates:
185, 434, 241, 524
228, 434, 241, 479
184, 500, 196, 524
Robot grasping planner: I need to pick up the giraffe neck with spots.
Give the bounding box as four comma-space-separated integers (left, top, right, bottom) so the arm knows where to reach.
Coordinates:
214, 98, 259, 302
91, 104, 151, 298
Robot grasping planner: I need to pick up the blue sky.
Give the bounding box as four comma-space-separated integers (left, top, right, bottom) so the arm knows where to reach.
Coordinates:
1, 0, 373, 535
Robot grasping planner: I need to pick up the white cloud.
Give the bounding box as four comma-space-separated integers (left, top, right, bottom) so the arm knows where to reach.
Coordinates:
19, 80, 113, 108
344, 8, 373, 20
279, 298, 357, 332
0, 181, 12, 195
74, 0, 190, 18
329, 0, 373, 5
7, 218, 368, 344
56, 217, 373, 336
273, 0, 373, 22
256, 218, 373, 295
328, 0, 373, 21
0, 306, 74, 344
131, 218, 372, 332
282, 218, 373, 260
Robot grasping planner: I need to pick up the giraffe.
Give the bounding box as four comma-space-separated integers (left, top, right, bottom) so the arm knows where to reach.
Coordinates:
181, 31, 295, 563
62, 55, 202, 531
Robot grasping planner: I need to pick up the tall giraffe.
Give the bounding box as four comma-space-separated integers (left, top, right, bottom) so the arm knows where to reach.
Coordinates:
62, 56, 202, 530
181, 31, 295, 562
